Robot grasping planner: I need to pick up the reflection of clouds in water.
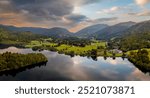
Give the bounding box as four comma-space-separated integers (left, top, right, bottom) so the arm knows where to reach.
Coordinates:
0, 47, 22, 53
0, 47, 150, 81
107, 59, 118, 65
66, 66, 91, 80
41, 50, 58, 59
99, 57, 129, 65
97, 57, 134, 69
72, 57, 82, 65
43, 53, 90, 80
126, 68, 150, 81
72, 56, 99, 69
99, 69, 119, 80
44, 55, 150, 81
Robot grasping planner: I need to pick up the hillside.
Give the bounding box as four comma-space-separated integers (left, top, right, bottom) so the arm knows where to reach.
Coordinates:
0, 25, 49, 35
122, 20, 150, 35
0, 28, 46, 46
92, 21, 136, 40
75, 24, 108, 38
45, 27, 73, 38
0, 25, 73, 39
118, 20, 150, 51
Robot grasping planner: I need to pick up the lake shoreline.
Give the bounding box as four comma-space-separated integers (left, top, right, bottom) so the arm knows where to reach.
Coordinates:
0, 52, 48, 75
0, 44, 25, 49
0, 47, 150, 81
0, 61, 47, 76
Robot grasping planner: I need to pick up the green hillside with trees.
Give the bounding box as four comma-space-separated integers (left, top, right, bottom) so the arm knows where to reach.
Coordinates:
0, 28, 46, 46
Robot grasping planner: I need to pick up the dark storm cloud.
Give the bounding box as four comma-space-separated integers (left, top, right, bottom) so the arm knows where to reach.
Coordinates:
10, 0, 100, 17
0, 0, 13, 13
85, 17, 118, 24
11, 0, 73, 18
65, 14, 88, 23
0, 0, 102, 29
82, 0, 101, 5
95, 17, 118, 22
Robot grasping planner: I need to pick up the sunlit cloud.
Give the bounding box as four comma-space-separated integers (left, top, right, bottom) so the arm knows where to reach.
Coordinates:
69, 17, 118, 32
127, 10, 150, 16
0, 0, 150, 32
73, 7, 81, 14
135, 0, 150, 6
97, 6, 121, 14
127, 68, 150, 80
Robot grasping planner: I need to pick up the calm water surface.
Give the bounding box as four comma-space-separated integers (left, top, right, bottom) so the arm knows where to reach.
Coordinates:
0, 47, 150, 81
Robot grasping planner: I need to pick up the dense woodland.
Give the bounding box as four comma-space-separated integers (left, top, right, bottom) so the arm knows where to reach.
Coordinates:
0, 28, 46, 46
128, 49, 150, 71
119, 32, 150, 52
108, 33, 150, 51
0, 52, 47, 72
52, 37, 92, 47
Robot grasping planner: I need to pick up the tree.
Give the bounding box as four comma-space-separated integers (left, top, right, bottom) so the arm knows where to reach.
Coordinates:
0, 52, 47, 72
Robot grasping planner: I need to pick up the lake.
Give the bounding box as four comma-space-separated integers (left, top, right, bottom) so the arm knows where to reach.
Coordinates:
0, 46, 150, 81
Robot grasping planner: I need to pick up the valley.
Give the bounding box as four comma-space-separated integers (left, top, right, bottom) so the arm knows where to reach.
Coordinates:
0, 20, 150, 80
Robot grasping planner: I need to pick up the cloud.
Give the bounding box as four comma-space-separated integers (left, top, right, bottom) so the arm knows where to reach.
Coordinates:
97, 6, 121, 14
127, 10, 150, 16
135, 0, 150, 6
80, 0, 101, 5
64, 14, 88, 23
0, 0, 10, 5
91, 17, 118, 22
69, 17, 118, 32
97, 6, 135, 15
1, 0, 149, 32
0, 0, 74, 26
69, 23, 88, 32
127, 68, 150, 80
12, 0, 73, 18
68, 0, 101, 6
0, 0, 102, 30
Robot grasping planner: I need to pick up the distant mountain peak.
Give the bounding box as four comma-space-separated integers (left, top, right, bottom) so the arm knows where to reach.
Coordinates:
92, 21, 136, 40
75, 24, 108, 38
115, 21, 136, 27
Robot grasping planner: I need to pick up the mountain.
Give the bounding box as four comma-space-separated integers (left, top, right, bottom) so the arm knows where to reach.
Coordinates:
45, 27, 73, 38
92, 21, 136, 40
0, 25, 49, 35
0, 27, 46, 46
0, 25, 73, 38
118, 20, 150, 51
109, 20, 150, 51
75, 24, 108, 38
122, 20, 150, 35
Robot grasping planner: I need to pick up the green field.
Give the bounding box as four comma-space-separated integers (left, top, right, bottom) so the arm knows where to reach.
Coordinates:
147, 49, 150, 59
56, 42, 105, 55
26, 40, 125, 57
0, 40, 25, 45
26, 41, 58, 48
26, 40, 109, 55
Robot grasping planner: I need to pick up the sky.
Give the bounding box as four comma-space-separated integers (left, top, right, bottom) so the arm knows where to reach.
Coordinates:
0, 0, 150, 32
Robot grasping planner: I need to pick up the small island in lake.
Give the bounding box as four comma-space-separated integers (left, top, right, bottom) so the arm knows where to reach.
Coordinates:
0, 52, 48, 72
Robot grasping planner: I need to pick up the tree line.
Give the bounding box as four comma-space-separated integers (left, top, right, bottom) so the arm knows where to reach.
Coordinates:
128, 49, 150, 71
0, 52, 48, 72
0, 28, 47, 46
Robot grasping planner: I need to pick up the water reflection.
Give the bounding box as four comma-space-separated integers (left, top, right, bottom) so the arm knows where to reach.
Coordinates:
0, 47, 150, 81
0, 63, 47, 77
